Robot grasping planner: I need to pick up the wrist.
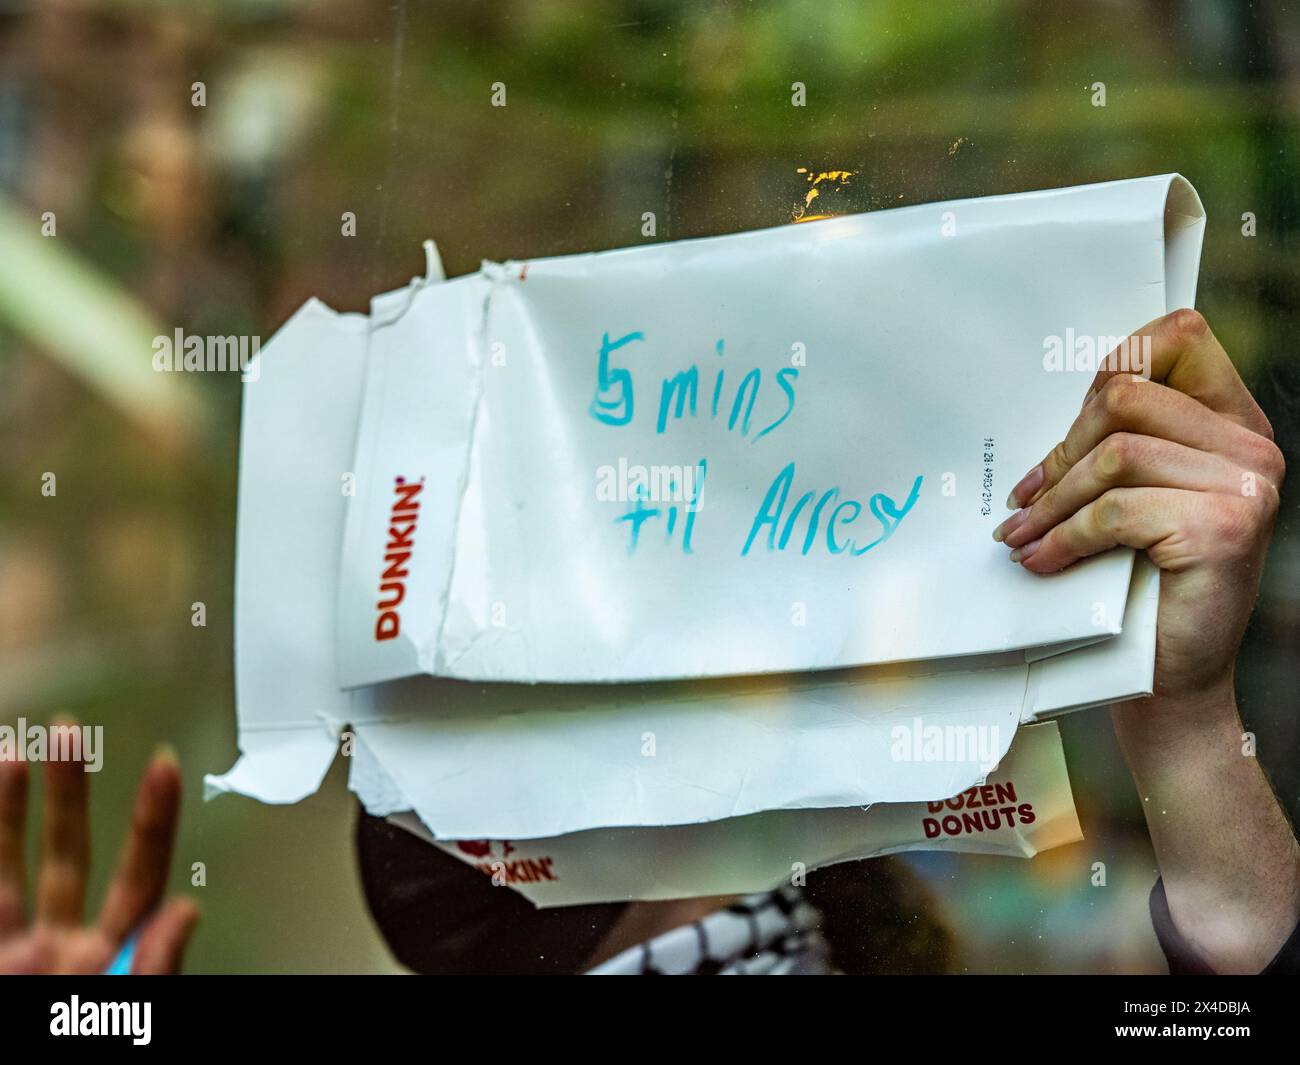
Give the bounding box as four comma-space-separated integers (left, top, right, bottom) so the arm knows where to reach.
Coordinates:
1111, 675, 1241, 787
1113, 672, 1238, 731
1111, 676, 1300, 974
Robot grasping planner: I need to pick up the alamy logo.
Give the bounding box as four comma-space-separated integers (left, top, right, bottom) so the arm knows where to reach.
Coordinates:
152, 328, 261, 381
375, 476, 423, 642
50, 997, 151, 1045
889, 717, 1001, 771
0, 719, 103, 772
595, 458, 705, 509
1042, 330, 1151, 376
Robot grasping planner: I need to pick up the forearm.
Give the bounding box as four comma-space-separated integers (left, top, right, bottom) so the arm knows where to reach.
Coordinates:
1112, 679, 1300, 973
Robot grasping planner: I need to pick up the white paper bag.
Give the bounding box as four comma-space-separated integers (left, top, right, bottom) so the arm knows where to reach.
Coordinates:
337, 174, 1203, 688
379, 721, 1081, 907
208, 175, 1200, 839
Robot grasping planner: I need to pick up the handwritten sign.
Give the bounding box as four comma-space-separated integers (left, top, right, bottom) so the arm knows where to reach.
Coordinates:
586, 328, 922, 557
336, 175, 1202, 688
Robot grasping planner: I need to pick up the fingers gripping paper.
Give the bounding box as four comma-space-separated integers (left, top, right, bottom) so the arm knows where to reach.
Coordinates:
209, 176, 1202, 863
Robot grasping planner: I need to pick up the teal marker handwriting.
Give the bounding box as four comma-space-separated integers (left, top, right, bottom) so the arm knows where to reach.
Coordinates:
591, 331, 920, 560
590, 332, 799, 441
742, 464, 923, 557
615, 459, 708, 553
589, 330, 644, 426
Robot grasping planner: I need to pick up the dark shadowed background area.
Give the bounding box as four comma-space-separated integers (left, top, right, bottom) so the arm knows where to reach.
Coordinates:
1, 0, 1297, 973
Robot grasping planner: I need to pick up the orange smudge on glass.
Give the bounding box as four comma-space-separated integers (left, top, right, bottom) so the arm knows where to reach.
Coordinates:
792, 167, 856, 223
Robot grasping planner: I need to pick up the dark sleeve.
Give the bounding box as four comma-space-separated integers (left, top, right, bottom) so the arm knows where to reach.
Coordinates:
1149, 877, 1300, 975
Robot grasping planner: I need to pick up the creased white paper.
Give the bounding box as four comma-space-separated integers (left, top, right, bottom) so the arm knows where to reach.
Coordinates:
209, 175, 1202, 844
338, 174, 1203, 688
382, 720, 1081, 908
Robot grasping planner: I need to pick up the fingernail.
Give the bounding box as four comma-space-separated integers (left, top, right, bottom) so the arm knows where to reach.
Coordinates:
152, 742, 180, 767
1009, 537, 1043, 564
992, 508, 1029, 543
1006, 464, 1044, 510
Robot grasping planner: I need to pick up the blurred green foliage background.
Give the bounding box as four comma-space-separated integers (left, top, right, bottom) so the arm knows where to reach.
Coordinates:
1, 0, 1297, 973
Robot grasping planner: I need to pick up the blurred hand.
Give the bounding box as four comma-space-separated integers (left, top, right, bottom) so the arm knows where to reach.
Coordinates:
994, 308, 1283, 702
0, 738, 198, 974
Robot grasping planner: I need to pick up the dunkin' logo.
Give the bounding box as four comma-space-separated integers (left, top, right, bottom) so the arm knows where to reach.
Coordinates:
375, 476, 423, 641
456, 839, 513, 858
454, 839, 560, 884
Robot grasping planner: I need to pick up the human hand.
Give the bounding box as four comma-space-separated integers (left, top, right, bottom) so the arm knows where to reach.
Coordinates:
994, 308, 1283, 703
0, 734, 198, 974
